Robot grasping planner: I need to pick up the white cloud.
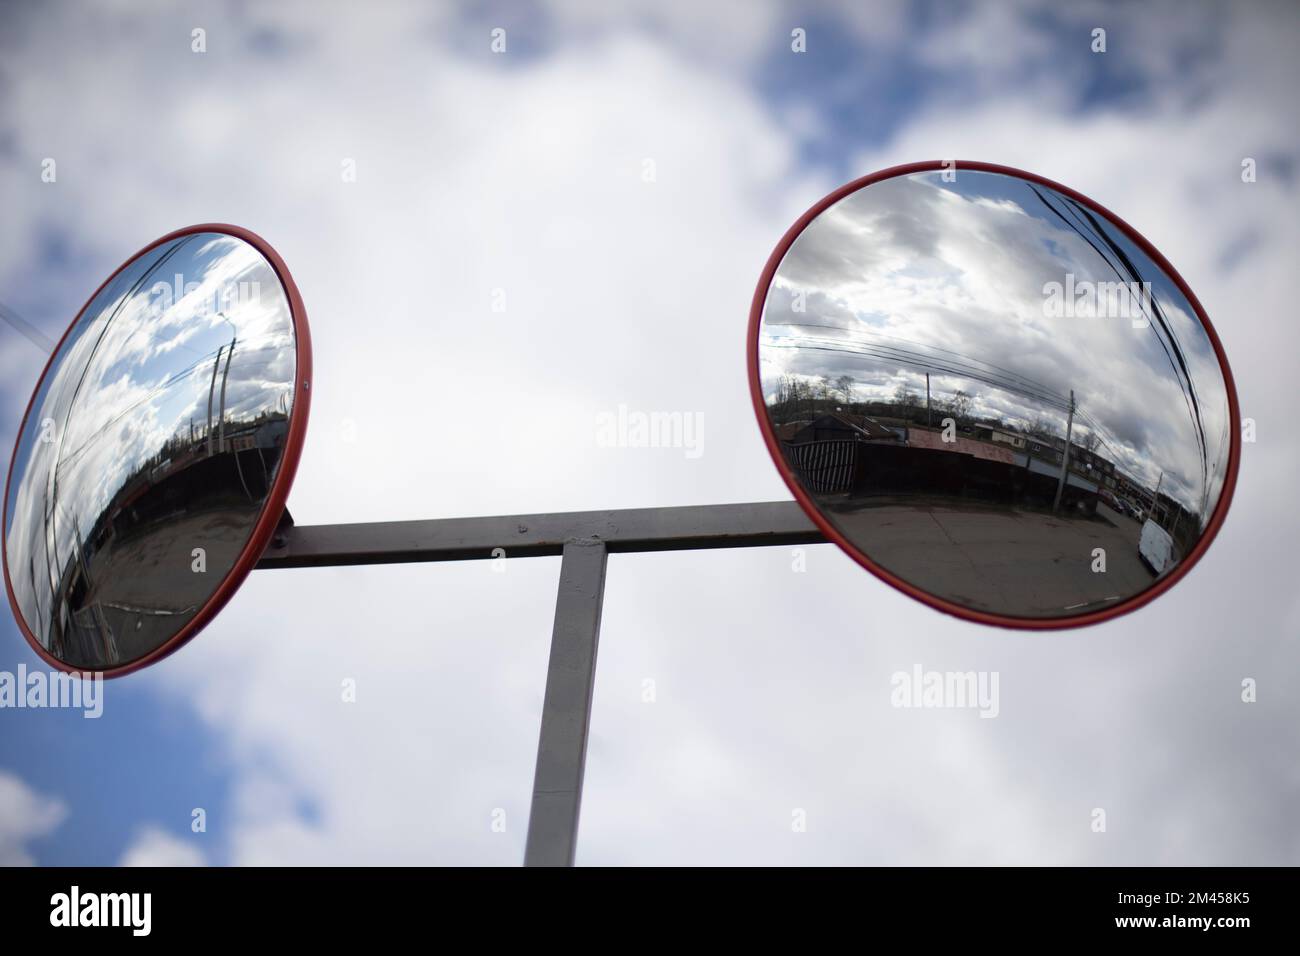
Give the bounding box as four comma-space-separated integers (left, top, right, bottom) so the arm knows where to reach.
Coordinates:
119, 826, 206, 867
0, 770, 66, 866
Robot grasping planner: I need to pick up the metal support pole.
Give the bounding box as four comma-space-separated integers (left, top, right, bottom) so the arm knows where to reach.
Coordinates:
524, 541, 608, 867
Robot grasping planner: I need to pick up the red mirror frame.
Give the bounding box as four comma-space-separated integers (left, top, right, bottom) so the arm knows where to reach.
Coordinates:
747, 160, 1241, 630
2, 223, 313, 676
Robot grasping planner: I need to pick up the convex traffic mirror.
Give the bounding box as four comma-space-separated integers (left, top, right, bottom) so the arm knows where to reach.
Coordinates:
3, 225, 311, 675
750, 162, 1239, 627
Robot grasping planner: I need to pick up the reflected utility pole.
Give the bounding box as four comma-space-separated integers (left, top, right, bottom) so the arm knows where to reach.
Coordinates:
206, 345, 224, 457
1052, 389, 1076, 513
217, 337, 236, 453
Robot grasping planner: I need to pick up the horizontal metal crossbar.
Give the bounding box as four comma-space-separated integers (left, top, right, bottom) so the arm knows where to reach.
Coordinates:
255, 500, 824, 569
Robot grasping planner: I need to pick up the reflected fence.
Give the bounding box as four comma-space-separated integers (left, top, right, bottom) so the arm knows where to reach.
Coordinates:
781, 439, 858, 494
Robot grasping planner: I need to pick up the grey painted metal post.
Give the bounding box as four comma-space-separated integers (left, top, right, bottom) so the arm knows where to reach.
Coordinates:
524, 540, 609, 867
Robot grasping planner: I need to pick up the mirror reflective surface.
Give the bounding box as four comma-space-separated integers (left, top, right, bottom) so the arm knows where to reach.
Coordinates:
4, 229, 304, 671
754, 165, 1237, 624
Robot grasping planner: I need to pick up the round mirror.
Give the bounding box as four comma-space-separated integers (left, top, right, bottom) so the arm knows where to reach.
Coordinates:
3, 225, 311, 674
750, 162, 1239, 628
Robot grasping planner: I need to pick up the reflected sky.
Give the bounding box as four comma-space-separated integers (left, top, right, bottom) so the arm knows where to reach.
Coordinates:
759, 169, 1232, 524
4, 233, 296, 669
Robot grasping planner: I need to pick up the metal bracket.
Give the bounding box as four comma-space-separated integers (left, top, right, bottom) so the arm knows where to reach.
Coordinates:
269, 507, 295, 550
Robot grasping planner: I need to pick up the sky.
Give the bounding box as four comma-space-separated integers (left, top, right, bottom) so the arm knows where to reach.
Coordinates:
0, 0, 1297, 866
